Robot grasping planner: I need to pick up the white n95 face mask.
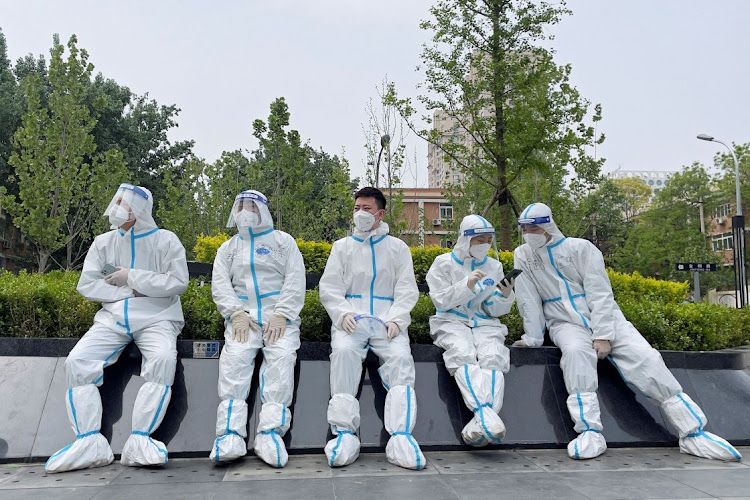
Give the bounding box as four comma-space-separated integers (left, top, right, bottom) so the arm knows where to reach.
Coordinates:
353, 210, 376, 232
109, 206, 131, 228
523, 232, 549, 248
235, 210, 260, 229
469, 243, 491, 260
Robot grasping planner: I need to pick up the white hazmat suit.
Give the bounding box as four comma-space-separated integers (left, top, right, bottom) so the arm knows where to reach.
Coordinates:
209, 190, 306, 468
46, 183, 188, 473
513, 202, 741, 461
426, 215, 515, 447
320, 219, 425, 470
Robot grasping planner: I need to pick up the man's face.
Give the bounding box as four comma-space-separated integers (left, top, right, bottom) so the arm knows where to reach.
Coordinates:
237, 200, 260, 215
115, 197, 134, 219
354, 196, 384, 221
520, 224, 545, 235
470, 234, 493, 246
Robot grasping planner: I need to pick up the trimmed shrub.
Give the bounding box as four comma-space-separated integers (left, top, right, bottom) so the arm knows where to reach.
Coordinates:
194, 233, 230, 264
1, 267, 747, 352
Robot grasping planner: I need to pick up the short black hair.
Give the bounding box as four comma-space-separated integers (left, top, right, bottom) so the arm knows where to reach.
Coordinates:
354, 186, 386, 210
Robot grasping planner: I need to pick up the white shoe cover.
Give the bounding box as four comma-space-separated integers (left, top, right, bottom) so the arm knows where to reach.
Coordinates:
45, 385, 114, 473
210, 433, 247, 464
680, 431, 742, 462
567, 431, 607, 460
461, 408, 506, 446
121, 434, 168, 466
254, 431, 288, 468
325, 432, 360, 467
45, 434, 114, 473
210, 399, 249, 464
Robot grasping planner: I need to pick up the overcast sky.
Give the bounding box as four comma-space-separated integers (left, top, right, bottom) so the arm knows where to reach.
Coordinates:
2, 0, 749, 186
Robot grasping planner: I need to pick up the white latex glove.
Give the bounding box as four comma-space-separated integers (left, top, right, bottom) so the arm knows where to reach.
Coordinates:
497, 277, 515, 297
105, 267, 130, 287
467, 269, 487, 289
512, 339, 529, 347
264, 313, 287, 344
386, 321, 400, 340
593, 339, 611, 360
230, 310, 251, 343
342, 314, 357, 334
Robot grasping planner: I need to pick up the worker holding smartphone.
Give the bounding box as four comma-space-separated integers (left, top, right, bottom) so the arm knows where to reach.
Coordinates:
425, 215, 517, 447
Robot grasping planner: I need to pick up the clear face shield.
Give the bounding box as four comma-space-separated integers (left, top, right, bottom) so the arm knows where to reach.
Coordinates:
226, 191, 268, 229
463, 227, 498, 260
517, 215, 552, 248
103, 183, 150, 228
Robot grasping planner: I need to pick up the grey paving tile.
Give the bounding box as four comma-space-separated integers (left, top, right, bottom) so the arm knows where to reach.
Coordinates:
90, 481, 222, 500
657, 468, 750, 498
331, 451, 437, 477
333, 475, 459, 500
214, 478, 335, 499
107, 458, 224, 485
517, 448, 648, 472
426, 450, 543, 474
446, 471, 587, 500
610, 447, 749, 470
223, 454, 332, 481
0, 463, 124, 490
552, 470, 712, 499
0, 486, 101, 499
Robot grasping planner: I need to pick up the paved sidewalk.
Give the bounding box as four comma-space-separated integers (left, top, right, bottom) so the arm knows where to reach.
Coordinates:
1, 447, 748, 499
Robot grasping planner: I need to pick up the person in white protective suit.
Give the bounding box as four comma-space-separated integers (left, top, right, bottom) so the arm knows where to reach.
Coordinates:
512, 202, 742, 462
319, 187, 425, 470
46, 183, 189, 473
209, 190, 306, 468
426, 215, 516, 447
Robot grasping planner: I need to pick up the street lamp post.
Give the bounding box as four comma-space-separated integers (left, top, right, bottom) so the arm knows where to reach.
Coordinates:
697, 134, 746, 307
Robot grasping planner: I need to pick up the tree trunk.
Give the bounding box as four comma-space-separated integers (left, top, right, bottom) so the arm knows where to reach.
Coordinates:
38, 250, 50, 273
66, 239, 73, 270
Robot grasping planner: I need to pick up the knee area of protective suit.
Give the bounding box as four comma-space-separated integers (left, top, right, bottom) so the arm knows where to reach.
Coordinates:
383, 385, 418, 434
64, 356, 100, 387
327, 393, 360, 432
566, 392, 603, 433
65, 384, 103, 434
140, 351, 177, 385
379, 357, 416, 388
216, 399, 249, 437
330, 346, 365, 366
661, 393, 706, 437
257, 402, 291, 435
131, 382, 171, 432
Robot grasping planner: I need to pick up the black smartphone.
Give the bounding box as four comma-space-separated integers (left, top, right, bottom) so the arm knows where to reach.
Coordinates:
499, 268, 523, 286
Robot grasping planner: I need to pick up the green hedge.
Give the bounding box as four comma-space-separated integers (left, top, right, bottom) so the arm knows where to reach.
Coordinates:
1, 270, 748, 351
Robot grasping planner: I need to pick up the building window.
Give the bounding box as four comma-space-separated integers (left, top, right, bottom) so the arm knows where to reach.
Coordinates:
648, 180, 654, 186
712, 233, 733, 251
439, 203, 454, 220
716, 203, 731, 218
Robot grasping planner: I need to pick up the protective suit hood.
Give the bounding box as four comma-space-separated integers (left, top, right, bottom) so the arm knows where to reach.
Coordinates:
454, 214, 496, 261
517, 202, 565, 248
104, 183, 157, 232
226, 190, 274, 233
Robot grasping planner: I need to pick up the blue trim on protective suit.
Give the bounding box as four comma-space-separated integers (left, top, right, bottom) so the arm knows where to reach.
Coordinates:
451, 252, 464, 266
329, 429, 354, 466
94, 344, 128, 385
345, 294, 362, 299
686, 430, 742, 460
677, 393, 704, 429
471, 256, 487, 271
463, 364, 502, 443
542, 296, 562, 304
146, 385, 170, 433
260, 429, 283, 467
437, 309, 470, 319
403, 387, 422, 470
546, 239, 589, 328
350, 235, 364, 242
68, 388, 80, 436
522, 203, 536, 219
